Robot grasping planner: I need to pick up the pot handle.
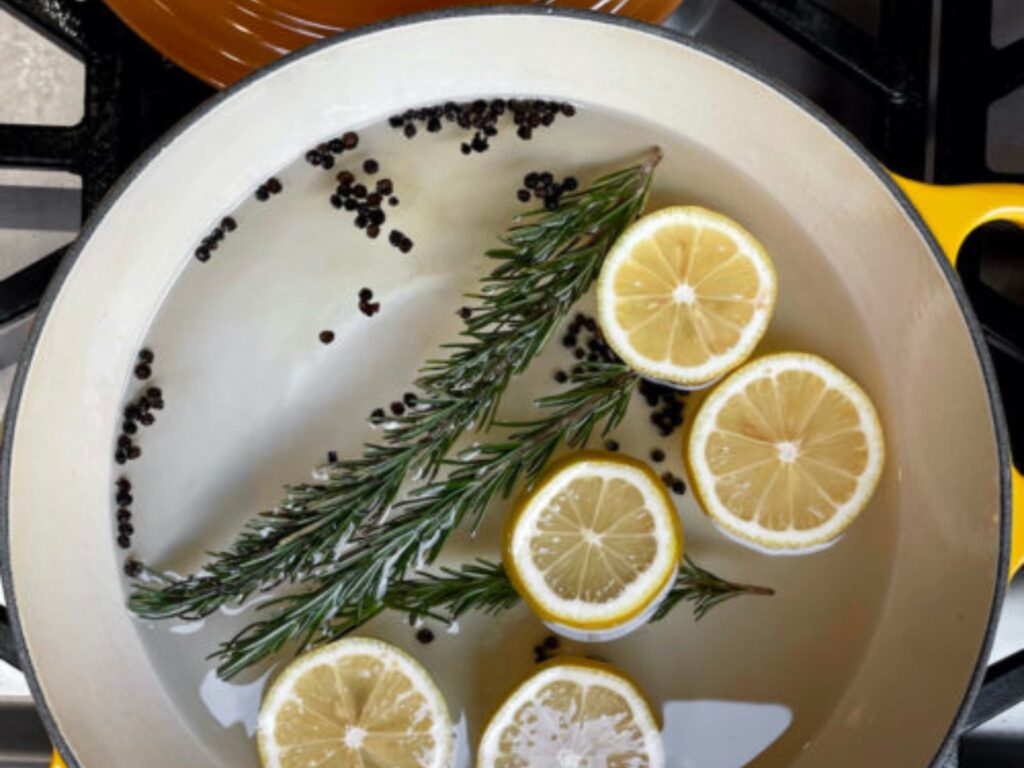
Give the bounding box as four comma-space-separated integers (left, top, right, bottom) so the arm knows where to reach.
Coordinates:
893, 175, 1024, 580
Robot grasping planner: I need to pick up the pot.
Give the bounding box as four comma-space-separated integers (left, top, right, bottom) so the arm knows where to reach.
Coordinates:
2, 8, 1023, 767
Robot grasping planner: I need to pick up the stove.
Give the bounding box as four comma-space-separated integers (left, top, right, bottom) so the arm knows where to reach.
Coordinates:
0, 0, 1022, 765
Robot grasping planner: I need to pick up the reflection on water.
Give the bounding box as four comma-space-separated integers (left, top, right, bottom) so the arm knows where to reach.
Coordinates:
663, 700, 792, 767
199, 667, 275, 737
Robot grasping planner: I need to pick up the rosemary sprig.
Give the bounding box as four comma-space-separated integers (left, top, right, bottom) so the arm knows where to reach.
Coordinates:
386, 557, 771, 628
129, 151, 659, 622
652, 556, 775, 621
211, 361, 639, 677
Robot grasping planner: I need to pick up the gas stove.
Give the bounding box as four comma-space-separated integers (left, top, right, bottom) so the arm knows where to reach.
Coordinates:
0, 0, 1022, 766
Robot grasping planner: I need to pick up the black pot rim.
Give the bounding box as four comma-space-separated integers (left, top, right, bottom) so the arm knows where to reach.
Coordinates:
0, 6, 1010, 768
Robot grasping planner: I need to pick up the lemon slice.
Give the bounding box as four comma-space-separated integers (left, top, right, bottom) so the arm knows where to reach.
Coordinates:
257, 637, 453, 768
597, 206, 777, 387
478, 660, 664, 767
505, 453, 682, 634
688, 352, 885, 551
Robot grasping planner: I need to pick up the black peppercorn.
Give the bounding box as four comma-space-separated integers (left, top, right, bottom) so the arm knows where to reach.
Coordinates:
457, 307, 472, 320
139, 412, 155, 426
605, 439, 620, 452
460, 143, 472, 155
138, 349, 154, 364
403, 392, 418, 407
128, 446, 142, 460
562, 177, 579, 192
255, 186, 270, 201
651, 448, 666, 463
327, 450, 338, 463
363, 159, 379, 175
543, 635, 559, 650
403, 123, 417, 139
369, 209, 385, 226
399, 239, 413, 254
117, 435, 131, 450
574, 348, 586, 360
342, 131, 359, 149
427, 117, 442, 132
416, 627, 434, 644
117, 509, 131, 523
336, 170, 355, 187
390, 401, 406, 416
370, 408, 386, 423
117, 534, 131, 549
266, 177, 282, 194
388, 196, 399, 207
359, 287, 373, 301
561, 102, 576, 116
517, 125, 532, 140
366, 225, 380, 239
319, 330, 335, 344
672, 480, 687, 495
554, 370, 568, 383
119, 522, 134, 536
388, 115, 404, 128
376, 179, 394, 195
124, 559, 142, 578
305, 150, 321, 165
116, 491, 132, 506
562, 335, 577, 348
524, 172, 539, 188
114, 450, 127, 465
134, 363, 152, 380
367, 192, 383, 207
352, 184, 367, 198
123, 420, 137, 435
516, 189, 531, 203
195, 247, 211, 262
330, 194, 343, 209
344, 198, 358, 211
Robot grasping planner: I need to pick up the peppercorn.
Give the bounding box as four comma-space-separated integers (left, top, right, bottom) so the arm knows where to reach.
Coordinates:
403, 123, 417, 139
554, 370, 568, 383
134, 363, 152, 380
562, 335, 577, 348
128, 445, 141, 460
116, 491, 132, 506
327, 450, 338, 463
672, 480, 687, 496
117, 534, 131, 549
460, 143, 472, 155
388, 196, 399, 207
367, 192, 383, 207
138, 349, 154, 364
376, 179, 394, 196
305, 150, 321, 165
117, 509, 131, 523
370, 408, 386, 423
366, 225, 380, 239
119, 522, 134, 536
194, 247, 211, 262
359, 288, 373, 301
319, 330, 335, 344
605, 439, 620, 452
342, 131, 359, 149
516, 189, 531, 203
122, 420, 137, 435
651, 448, 665, 463
330, 194, 343, 209
390, 401, 406, 416
574, 348, 586, 360
139, 412, 155, 426
124, 559, 142, 577
266, 177, 282, 194
543, 635, 559, 650
457, 307, 472, 320
416, 627, 434, 644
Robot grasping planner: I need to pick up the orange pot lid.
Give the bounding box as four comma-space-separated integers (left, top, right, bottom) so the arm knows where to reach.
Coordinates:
103, 0, 682, 89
